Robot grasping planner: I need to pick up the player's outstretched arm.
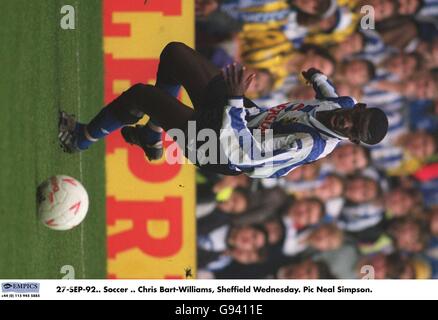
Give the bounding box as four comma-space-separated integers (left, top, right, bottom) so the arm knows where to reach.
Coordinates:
302, 68, 323, 84
302, 68, 338, 99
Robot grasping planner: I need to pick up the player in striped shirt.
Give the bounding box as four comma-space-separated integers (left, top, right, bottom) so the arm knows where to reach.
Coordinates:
58, 42, 388, 178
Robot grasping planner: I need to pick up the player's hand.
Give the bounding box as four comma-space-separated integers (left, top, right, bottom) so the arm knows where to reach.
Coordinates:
302, 68, 323, 84
222, 63, 255, 97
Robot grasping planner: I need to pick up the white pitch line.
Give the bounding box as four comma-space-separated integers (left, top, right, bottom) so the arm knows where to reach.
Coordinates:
75, 1, 86, 279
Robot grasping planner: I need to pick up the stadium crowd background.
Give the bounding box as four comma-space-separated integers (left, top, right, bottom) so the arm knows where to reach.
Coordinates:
194, 0, 438, 279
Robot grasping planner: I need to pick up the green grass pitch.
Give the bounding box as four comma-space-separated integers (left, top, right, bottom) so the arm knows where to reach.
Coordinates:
0, 0, 106, 279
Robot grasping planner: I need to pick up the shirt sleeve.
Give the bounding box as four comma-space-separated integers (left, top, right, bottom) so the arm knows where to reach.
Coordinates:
220, 102, 267, 170
247, 137, 314, 178
311, 73, 358, 109
311, 73, 338, 99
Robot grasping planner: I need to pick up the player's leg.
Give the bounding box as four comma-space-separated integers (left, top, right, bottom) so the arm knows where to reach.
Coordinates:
59, 83, 194, 154
155, 41, 221, 109
122, 42, 222, 159
107, 83, 195, 131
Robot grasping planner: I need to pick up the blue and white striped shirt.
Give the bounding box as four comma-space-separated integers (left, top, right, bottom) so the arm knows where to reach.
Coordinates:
220, 0, 289, 23
219, 74, 356, 178
418, 0, 438, 18
338, 203, 384, 232
355, 30, 396, 64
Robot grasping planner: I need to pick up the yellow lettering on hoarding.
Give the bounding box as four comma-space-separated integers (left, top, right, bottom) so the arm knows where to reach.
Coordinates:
105, 1, 194, 59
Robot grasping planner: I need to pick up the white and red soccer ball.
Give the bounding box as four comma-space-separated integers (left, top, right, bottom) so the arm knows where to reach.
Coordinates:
37, 175, 89, 230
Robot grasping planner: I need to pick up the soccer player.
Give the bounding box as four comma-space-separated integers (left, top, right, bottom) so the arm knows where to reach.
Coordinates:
59, 42, 388, 178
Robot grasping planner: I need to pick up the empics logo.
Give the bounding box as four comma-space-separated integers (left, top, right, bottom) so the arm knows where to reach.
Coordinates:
1, 282, 40, 293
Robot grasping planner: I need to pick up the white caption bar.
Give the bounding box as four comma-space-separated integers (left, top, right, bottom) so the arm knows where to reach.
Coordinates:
1, 280, 437, 300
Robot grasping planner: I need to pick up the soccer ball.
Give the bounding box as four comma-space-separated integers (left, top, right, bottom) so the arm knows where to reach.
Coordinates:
36, 175, 89, 231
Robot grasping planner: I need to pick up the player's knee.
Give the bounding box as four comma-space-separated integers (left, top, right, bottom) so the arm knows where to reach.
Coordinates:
129, 83, 150, 94
160, 41, 185, 61
129, 83, 157, 101
116, 83, 152, 124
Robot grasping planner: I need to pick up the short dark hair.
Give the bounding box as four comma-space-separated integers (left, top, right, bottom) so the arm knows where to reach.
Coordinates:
304, 197, 326, 219
359, 107, 388, 145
